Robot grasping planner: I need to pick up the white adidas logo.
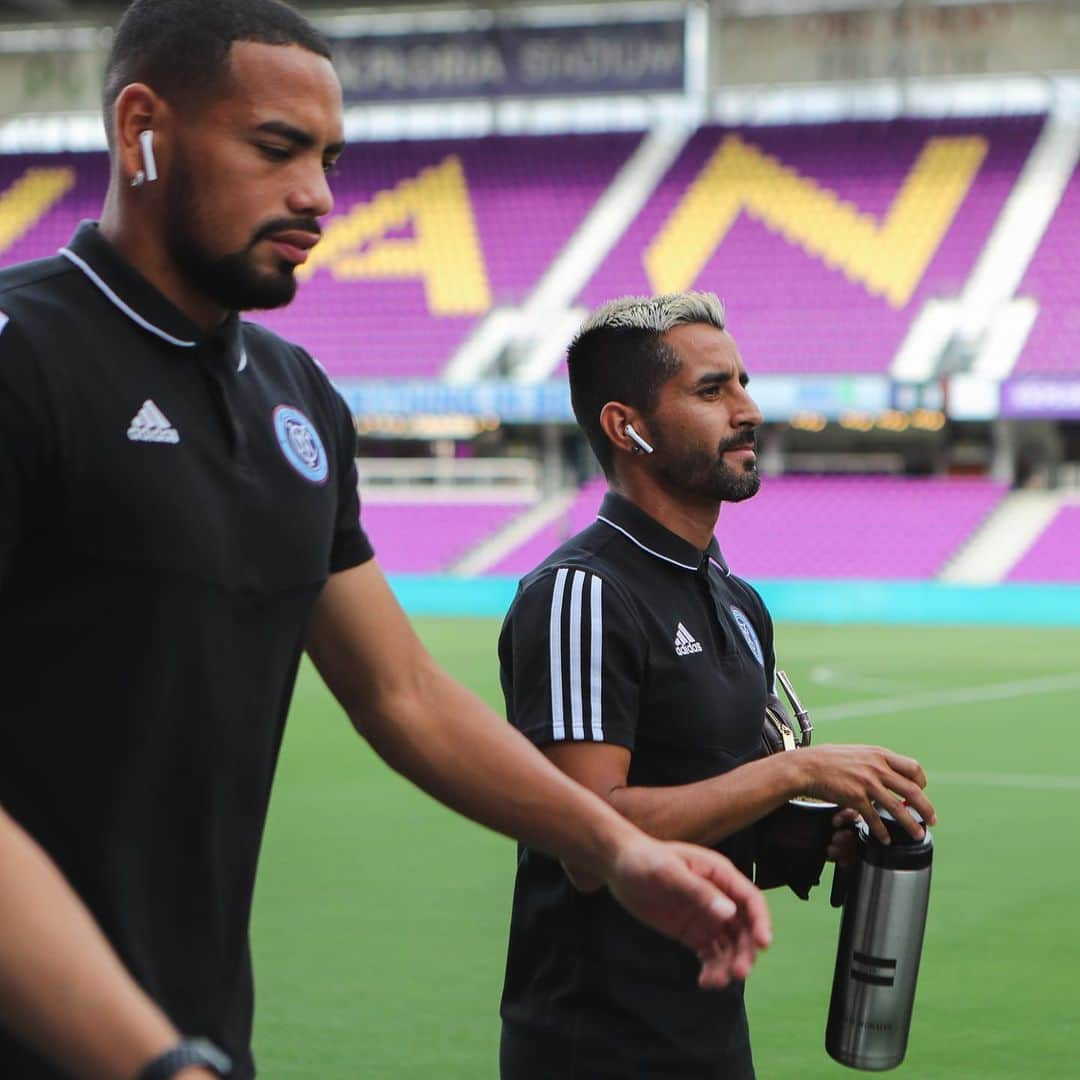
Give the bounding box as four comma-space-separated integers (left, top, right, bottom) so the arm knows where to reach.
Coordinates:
127, 399, 179, 445
674, 622, 703, 657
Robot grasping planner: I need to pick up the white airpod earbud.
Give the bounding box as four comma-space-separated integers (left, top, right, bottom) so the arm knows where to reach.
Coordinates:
139, 129, 158, 183
624, 424, 654, 455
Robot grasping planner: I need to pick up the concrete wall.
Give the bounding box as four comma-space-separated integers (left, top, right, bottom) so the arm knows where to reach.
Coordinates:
711, 1, 1080, 87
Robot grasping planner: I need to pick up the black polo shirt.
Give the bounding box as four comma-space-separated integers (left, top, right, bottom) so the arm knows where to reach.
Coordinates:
0, 222, 372, 1078
498, 492, 775, 1079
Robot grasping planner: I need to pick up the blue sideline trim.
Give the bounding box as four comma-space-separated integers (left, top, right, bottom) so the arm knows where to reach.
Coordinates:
388, 575, 519, 617
387, 575, 1080, 626
752, 580, 1080, 627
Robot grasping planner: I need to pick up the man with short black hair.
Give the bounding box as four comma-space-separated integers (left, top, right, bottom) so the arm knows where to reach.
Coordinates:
0, 4, 770, 1077
498, 292, 937, 1078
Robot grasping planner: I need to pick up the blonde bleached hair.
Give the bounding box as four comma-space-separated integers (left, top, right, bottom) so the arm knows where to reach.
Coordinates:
574, 291, 726, 339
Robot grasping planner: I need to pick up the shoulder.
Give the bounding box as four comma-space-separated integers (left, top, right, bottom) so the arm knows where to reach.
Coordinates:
240, 319, 316, 371
722, 571, 771, 625
0, 254, 72, 301
0, 255, 78, 327
0, 255, 95, 382
509, 531, 644, 634
522, 520, 635, 590
240, 320, 349, 418
727, 572, 770, 617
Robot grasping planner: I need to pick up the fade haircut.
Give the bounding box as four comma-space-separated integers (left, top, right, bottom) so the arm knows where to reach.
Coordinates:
103, 0, 332, 143
567, 291, 727, 475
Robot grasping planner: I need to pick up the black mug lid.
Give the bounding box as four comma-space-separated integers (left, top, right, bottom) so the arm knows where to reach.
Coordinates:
858, 805, 933, 869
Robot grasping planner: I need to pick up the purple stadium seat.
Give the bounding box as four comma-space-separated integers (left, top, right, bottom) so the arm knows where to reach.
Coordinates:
361, 500, 529, 573
0, 136, 640, 378
249, 134, 639, 377
0, 152, 104, 269
578, 118, 1041, 375
487, 477, 608, 577
1, 120, 1039, 380
1015, 160, 1080, 374
715, 475, 1006, 579
1005, 505, 1080, 581
490, 475, 1007, 581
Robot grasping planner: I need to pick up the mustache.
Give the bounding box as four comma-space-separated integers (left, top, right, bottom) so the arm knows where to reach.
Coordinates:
251, 217, 323, 246
718, 429, 758, 454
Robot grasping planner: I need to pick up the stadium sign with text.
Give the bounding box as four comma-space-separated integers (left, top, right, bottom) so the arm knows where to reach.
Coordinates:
329, 21, 686, 102
337, 380, 575, 424
335, 376, 892, 425
1001, 378, 1080, 419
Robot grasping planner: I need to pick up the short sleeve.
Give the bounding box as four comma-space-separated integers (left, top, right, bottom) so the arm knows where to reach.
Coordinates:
327, 388, 373, 573
498, 566, 645, 750
0, 313, 53, 590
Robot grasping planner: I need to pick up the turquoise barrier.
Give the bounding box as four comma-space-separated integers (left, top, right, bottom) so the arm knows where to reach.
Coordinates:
387, 575, 1080, 627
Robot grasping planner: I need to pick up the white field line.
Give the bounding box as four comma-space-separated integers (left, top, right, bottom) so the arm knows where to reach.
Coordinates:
808, 665, 909, 693
930, 771, 1080, 791
812, 672, 1080, 723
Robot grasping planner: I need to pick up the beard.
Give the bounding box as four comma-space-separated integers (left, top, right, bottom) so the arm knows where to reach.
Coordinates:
162, 149, 310, 312
650, 423, 762, 503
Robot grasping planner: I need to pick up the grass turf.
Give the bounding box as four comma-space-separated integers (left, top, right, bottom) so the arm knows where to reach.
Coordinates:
251, 619, 1080, 1077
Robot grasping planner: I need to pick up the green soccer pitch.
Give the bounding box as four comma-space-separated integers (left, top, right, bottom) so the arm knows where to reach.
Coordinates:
251, 618, 1080, 1078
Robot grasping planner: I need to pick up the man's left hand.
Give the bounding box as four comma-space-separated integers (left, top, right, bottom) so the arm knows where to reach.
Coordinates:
604, 835, 772, 990
827, 808, 861, 868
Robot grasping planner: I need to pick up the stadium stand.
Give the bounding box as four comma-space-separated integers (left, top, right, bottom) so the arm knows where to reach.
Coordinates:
0, 135, 641, 378
1014, 155, 1080, 374
486, 476, 607, 577
1005, 504, 1080, 581
360, 499, 532, 573
488, 475, 1008, 581
0, 152, 97, 268
715, 475, 1008, 580
0, 118, 1049, 380
232, 133, 640, 377
577, 118, 1044, 376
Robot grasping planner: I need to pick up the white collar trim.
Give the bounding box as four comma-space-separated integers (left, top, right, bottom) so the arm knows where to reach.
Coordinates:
60, 246, 196, 349
596, 514, 700, 572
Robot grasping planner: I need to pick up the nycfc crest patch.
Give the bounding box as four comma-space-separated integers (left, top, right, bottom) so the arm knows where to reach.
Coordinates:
273, 405, 328, 484
730, 606, 764, 667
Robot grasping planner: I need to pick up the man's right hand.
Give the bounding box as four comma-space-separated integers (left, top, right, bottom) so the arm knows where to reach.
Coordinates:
603, 833, 772, 990
794, 744, 936, 844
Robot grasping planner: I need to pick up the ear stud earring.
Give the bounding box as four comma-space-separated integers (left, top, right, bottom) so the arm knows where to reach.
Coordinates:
131, 170, 146, 188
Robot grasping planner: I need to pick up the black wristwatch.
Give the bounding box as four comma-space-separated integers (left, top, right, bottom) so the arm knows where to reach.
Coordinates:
136, 1037, 232, 1079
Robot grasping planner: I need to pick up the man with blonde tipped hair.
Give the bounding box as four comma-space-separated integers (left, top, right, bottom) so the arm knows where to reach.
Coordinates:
497, 292, 936, 1078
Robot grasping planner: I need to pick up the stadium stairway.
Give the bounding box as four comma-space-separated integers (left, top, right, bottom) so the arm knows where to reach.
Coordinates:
961, 109, 1080, 378
940, 489, 1066, 583
443, 124, 694, 384
450, 487, 578, 576
894, 107, 1080, 383
1006, 502, 1080, 581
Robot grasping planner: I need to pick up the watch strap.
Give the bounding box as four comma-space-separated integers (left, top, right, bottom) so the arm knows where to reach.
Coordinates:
136, 1037, 232, 1079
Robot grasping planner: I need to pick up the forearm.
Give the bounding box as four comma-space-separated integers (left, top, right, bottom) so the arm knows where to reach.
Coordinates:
0, 812, 205, 1080
609, 753, 806, 847
356, 659, 641, 878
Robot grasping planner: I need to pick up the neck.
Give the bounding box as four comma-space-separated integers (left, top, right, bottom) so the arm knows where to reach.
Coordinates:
100, 187, 229, 334
611, 473, 720, 551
